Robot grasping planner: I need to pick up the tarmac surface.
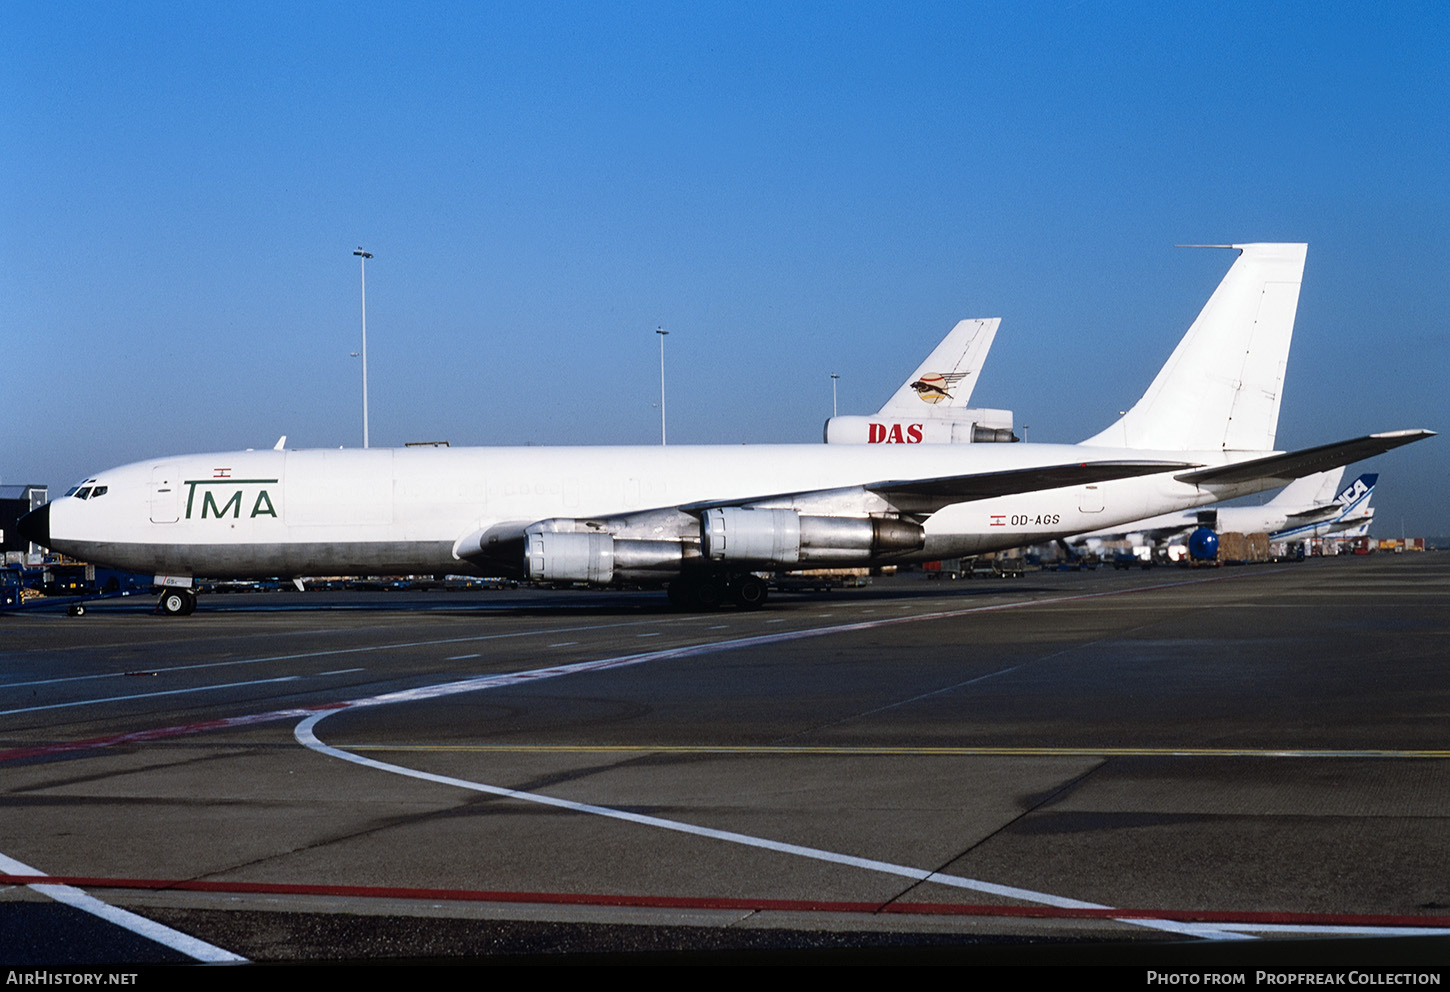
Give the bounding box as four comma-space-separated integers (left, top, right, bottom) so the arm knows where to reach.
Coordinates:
2, 554, 1448, 966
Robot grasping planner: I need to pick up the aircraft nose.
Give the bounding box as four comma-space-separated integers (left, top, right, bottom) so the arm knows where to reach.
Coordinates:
16, 503, 50, 548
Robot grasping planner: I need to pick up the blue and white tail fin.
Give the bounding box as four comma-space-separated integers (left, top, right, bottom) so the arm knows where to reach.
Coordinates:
1327, 473, 1378, 536
1270, 472, 1378, 541
1083, 243, 1308, 453
1334, 473, 1377, 511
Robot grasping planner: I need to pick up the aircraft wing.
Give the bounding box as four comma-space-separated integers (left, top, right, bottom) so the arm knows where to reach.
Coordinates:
864, 461, 1191, 515
1175, 430, 1435, 488
462, 459, 1190, 573
684, 459, 1192, 518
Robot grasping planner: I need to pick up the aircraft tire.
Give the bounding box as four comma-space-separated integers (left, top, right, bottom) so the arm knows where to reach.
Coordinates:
729, 574, 768, 610
159, 589, 196, 616
690, 577, 725, 611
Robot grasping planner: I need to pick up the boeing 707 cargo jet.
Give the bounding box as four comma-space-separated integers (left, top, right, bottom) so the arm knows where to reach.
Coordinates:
19, 244, 1433, 613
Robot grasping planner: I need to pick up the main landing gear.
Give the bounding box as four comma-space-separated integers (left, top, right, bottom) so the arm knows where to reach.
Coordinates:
667, 572, 769, 611
157, 588, 197, 616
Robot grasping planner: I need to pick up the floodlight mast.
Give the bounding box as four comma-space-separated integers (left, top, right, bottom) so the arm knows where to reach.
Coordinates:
656, 326, 669, 445
354, 248, 374, 448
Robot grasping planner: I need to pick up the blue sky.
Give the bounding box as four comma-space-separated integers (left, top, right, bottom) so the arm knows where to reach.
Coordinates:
3, 2, 1446, 533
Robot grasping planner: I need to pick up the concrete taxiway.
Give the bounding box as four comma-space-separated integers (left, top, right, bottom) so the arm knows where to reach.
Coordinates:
1, 555, 1448, 964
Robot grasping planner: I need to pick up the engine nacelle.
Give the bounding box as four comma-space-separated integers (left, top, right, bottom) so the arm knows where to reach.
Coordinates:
701, 508, 924, 566
823, 409, 1017, 445
524, 529, 685, 584
700, 507, 800, 563
526, 531, 614, 584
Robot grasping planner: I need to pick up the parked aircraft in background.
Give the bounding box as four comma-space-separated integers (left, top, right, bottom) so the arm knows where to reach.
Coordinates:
824, 317, 1017, 445
1072, 470, 1380, 554
19, 243, 1433, 613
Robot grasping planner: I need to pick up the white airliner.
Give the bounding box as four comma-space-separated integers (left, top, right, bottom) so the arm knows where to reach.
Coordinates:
824, 317, 1017, 444
19, 243, 1433, 614
1073, 469, 1380, 552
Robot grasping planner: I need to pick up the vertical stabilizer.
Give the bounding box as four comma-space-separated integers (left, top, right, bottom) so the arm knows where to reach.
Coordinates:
1266, 467, 1345, 507
824, 316, 1015, 444
877, 317, 1000, 416
1334, 473, 1377, 510
1082, 243, 1307, 452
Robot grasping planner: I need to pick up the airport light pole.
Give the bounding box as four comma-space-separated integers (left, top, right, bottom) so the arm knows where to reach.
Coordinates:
656, 326, 669, 445
354, 248, 373, 448
830, 373, 839, 417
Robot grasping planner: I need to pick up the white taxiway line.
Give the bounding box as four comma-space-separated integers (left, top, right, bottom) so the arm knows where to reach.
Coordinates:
0, 617, 673, 691
0, 852, 246, 962
295, 710, 1241, 941
0, 675, 302, 716
289, 583, 1289, 942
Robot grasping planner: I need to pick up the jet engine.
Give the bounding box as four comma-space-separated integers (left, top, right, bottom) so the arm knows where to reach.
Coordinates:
514, 507, 925, 583
823, 412, 1018, 445
524, 530, 685, 584
701, 507, 923, 565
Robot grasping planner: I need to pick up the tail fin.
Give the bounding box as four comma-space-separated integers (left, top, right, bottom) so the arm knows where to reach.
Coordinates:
1327, 474, 1377, 536
878, 317, 1000, 415
825, 317, 1016, 444
1083, 243, 1307, 452
1335, 473, 1377, 509
1267, 468, 1345, 507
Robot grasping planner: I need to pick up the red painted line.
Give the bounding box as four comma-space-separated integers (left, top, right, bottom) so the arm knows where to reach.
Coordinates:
0, 702, 349, 763
3, 874, 1448, 929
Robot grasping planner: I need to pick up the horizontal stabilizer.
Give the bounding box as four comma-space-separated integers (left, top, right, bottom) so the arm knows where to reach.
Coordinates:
1282, 505, 1339, 522
1175, 430, 1434, 488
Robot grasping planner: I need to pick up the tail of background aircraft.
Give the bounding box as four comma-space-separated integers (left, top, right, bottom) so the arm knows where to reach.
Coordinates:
1333, 472, 1377, 510
1267, 467, 1346, 508
824, 317, 1017, 444
876, 317, 999, 415
1267, 472, 1378, 541
1082, 243, 1308, 453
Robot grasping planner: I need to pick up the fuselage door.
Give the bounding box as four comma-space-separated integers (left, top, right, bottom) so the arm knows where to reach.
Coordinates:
149, 466, 180, 523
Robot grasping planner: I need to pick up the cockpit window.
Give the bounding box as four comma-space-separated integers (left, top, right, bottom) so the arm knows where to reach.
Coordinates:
64, 487, 80, 497
75, 487, 92, 499
91, 486, 108, 498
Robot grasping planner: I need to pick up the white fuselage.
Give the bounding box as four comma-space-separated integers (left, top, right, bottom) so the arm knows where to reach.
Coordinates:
45, 441, 1264, 580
